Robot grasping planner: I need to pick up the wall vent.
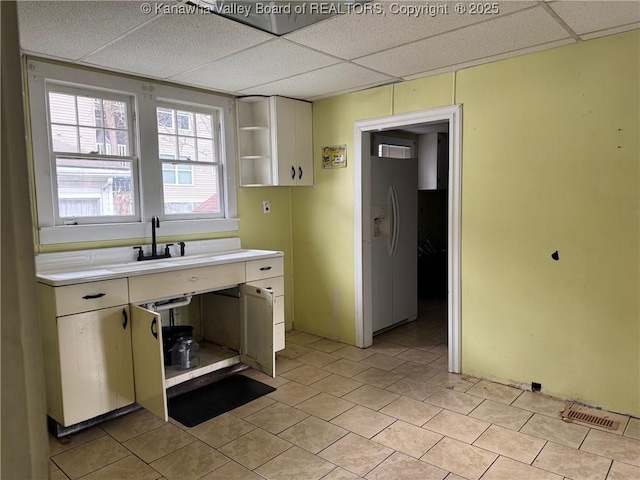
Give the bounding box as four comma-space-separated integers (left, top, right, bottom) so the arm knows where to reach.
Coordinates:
561, 406, 620, 430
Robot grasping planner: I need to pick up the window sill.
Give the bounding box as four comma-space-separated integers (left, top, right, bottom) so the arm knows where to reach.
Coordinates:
39, 218, 239, 246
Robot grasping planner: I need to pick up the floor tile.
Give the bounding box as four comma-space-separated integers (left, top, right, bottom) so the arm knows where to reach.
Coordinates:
123, 423, 196, 464
466, 380, 523, 404
333, 346, 377, 362
218, 428, 292, 470
425, 388, 484, 415
533, 441, 612, 480
343, 385, 400, 411
396, 348, 441, 365
189, 412, 256, 448
358, 353, 407, 371
229, 395, 275, 418
380, 396, 442, 426
287, 332, 323, 345
48, 427, 106, 457
266, 382, 320, 406
423, 409, 490, 444
428, 344, 449, 356
309, 374, 364, 397
365, 451, 448, 480
101, 408, 166, 443
198, 461, 262, 480
278, 416, 348, 454
307, 338, 347, 353
520, 413, 589, 448
297, 350, 340, 369
322, 467, 363, 479
255, 445, 335, 480
468, 399, 533, 430
324, 359, 370, 378
481, 456, 562, 480
296, 392, 355, 420
385, 377, 440, 401
275, 357, 303, 374
473, 424, 545, 464
150, 441, 229, 480
240, 369, 290, 388
79, 455, 160, 480
581, 429, 640, 466
277, 343, 314, 360
607, 460, 640, 480
50, 470, 70, 480
425, 372, 477, 392
352, 368, 404, 389
331, 405, 396, 438
52, 435, 130, 479
511, 391, 568, 418
372, 420, 443, 458
281, 364, 332, 385
391, 361, 442, 383
421, 437, 498, 480
366, 340, 409, 357
624, 417, 640, 440
244, 402, 308, 434
319, 433, 394, 477
397, 335, 440, 351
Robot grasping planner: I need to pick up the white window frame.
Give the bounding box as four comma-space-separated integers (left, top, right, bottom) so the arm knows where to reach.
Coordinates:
27, 60, 238, 245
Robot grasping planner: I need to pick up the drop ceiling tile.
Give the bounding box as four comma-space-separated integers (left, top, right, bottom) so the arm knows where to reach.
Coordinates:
580, 23, 640, 41
403, 38, 576, 80
549, 0, 640, 35
284, 1, 537, 60
171, 39, 340, 92
17, 0, 157, 60
353, 6, 572, 77
238, 62, 396, 100
82, 9, 274, 79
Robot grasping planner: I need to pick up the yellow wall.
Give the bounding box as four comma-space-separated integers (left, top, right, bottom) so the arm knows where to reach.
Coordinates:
291, 31, 640, 416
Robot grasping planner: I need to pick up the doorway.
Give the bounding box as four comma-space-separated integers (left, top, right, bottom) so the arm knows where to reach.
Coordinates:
353, 105, 462, 373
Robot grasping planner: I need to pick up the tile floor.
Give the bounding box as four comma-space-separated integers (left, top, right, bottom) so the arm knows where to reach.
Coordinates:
49, 299, 640, 480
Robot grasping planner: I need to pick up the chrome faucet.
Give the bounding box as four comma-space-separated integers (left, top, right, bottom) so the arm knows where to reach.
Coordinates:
133, 216, 173, 261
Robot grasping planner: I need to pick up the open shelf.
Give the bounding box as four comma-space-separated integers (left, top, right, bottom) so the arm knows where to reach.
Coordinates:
164, 341, 240, 389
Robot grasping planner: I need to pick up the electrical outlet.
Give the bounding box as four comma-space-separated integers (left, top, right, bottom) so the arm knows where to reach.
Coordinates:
263, 200, 271, 214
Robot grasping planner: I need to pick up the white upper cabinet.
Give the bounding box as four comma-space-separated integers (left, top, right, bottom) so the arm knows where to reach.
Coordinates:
237, 96, 313, 187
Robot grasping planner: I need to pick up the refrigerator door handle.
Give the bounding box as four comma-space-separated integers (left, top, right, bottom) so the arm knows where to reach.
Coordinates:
390, 185, 400, 256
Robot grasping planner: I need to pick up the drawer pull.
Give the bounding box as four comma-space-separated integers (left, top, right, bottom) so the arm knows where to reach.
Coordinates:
122, 309, 128, 330
259, 266, 272, 271
151, 318, 158, 339
188, 276, 199, 282
82, 293, 106, 300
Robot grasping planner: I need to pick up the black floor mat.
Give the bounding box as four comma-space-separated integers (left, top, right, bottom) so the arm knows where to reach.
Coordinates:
168, 375, 276, 427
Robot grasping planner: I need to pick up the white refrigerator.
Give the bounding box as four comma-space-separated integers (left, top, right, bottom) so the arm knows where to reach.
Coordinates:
371, 155, 418, 333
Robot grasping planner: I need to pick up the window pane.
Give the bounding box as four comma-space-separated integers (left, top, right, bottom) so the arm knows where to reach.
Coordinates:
158, 134, 177, 158
163, 164, 219, 215
177, 111, 194, 136
162, 164, 176, 184
48, 92, 77, 125
196, 113, 213, 138
79, 127, 102, 154
178, 136, 196, 161
157, 108, 175, 134
77, 96, 103, 127
103, 100, 127, 130
51, 125, 78, 152
197, 138, 214, 162
56, 158, 134, 217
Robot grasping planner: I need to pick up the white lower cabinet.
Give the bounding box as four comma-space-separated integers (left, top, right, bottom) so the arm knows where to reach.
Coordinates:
56, 306, 135, 426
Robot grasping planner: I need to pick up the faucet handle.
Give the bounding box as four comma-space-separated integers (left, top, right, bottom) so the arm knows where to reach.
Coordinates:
164, 243, 174, 256
133, 246, 144, 260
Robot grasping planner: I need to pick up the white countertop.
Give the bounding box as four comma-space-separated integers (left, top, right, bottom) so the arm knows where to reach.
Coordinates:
36, 239, 283, 286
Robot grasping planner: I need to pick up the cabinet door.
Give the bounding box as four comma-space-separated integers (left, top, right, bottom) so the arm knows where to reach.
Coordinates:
240, 284, 275, 377
130, 305, 168, 421
57, 306, 134, 426
294, 100, 313, 186
273, 96, 297, 186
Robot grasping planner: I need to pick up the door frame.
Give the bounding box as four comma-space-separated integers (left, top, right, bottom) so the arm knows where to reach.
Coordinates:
354, 105, 462, 373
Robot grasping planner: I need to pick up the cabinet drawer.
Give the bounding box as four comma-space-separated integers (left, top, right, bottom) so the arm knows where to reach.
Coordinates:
247, 276, 284, 297
246, 257, 284, 281
129, 263, 245, 303
54, 279, 129, 316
